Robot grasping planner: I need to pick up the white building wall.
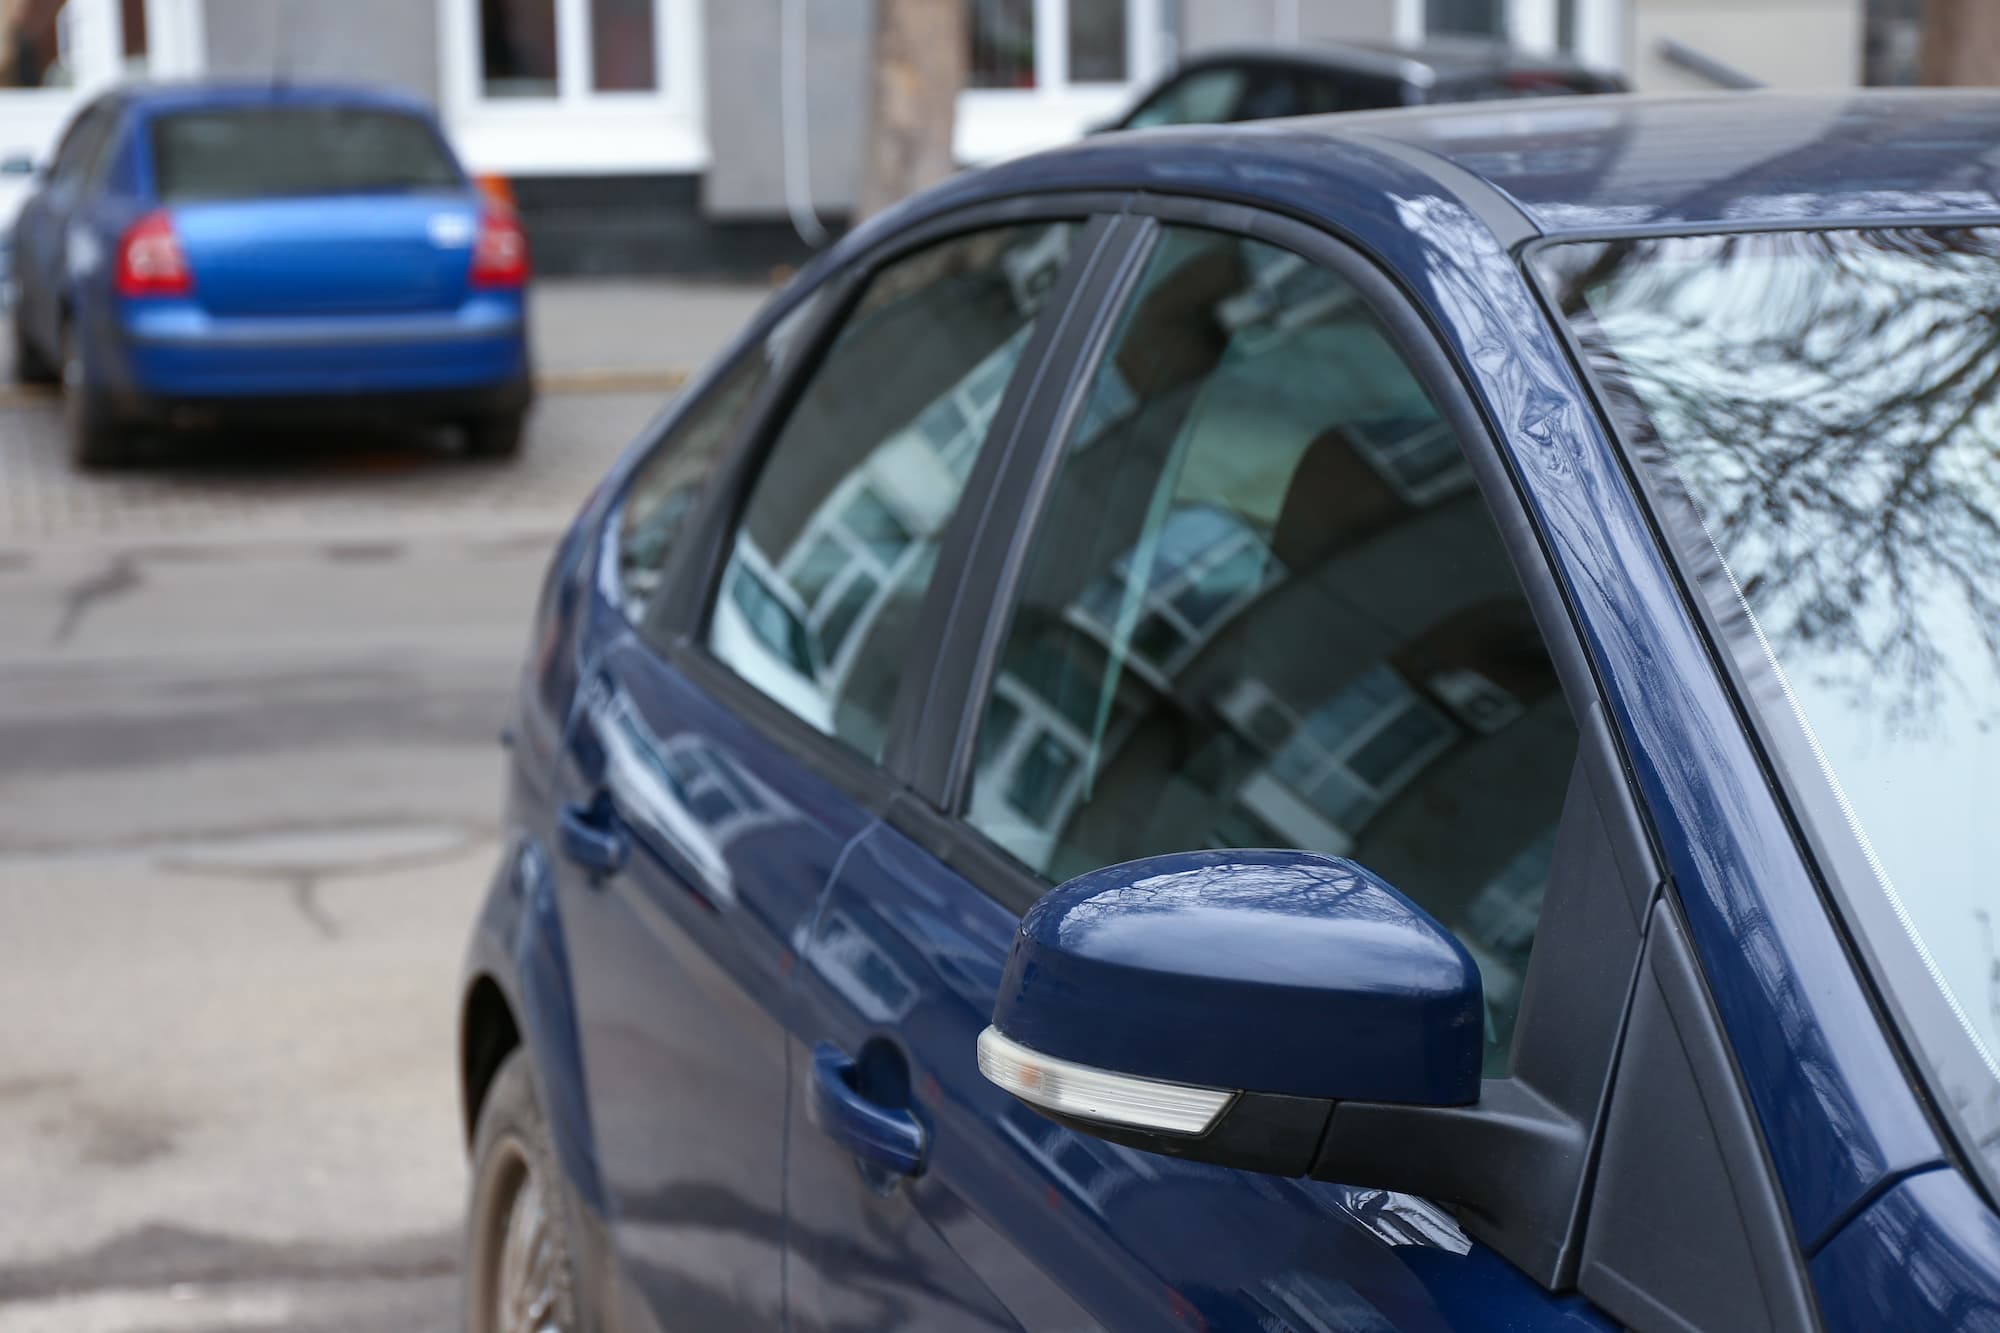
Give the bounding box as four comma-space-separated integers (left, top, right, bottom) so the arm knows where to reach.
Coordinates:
1630, 0, 1864, 90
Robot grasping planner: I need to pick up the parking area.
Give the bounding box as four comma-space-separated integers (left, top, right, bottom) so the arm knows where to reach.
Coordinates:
0, 279, 762, 1330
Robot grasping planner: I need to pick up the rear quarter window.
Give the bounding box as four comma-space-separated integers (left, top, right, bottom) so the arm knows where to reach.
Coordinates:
149, 107, 462, 204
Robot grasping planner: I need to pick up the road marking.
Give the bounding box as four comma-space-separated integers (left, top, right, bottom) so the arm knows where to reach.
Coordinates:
0, 366, 689, 411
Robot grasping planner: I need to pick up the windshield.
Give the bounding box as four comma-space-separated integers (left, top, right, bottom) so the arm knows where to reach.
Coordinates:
1541, 226, 2000, 1188
150, 107, 462, 203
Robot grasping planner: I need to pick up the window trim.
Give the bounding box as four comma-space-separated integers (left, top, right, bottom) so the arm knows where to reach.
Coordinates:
894, 192, 1668, 1288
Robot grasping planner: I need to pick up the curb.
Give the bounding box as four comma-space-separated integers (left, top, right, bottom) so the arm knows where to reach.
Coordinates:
0, 366, 691, 411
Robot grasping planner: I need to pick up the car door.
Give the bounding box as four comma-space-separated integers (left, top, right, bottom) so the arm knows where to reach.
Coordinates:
785, 211, 1659, 1331
553, 210, 1105, 1330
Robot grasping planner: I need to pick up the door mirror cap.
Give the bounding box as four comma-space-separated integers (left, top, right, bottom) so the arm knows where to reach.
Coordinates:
981, 849, 1483, 1174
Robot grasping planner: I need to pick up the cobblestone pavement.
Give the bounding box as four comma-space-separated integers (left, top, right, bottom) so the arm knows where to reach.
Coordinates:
0, 386, 671, 550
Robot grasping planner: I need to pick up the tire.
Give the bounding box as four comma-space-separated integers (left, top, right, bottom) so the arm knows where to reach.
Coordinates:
465, 412, 527, 460
10, 307, 58, 386
463, 1049, 580, 1333
62, 323, 130, 471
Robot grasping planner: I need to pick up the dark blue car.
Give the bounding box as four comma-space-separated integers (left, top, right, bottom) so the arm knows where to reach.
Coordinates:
458, 91, 2000, 1332
8, 83, 532, 468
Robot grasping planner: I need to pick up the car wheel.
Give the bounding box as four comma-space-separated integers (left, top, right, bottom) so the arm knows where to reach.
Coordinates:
62, 323, 130, 470
463, 1049, 579, 1333
465, 412, 526, 460
10, 307, 58, 386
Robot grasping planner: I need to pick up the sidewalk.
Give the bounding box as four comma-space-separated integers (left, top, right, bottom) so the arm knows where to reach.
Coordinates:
529, 277, 775, 384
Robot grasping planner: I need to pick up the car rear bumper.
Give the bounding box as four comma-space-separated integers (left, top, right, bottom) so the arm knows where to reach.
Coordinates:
108, 295, 532, 406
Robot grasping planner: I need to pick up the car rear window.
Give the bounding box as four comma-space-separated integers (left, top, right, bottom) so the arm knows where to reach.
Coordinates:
150, 107, 461, 203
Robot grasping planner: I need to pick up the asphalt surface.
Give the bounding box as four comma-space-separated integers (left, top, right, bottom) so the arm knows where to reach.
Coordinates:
0, 283, 765, 1331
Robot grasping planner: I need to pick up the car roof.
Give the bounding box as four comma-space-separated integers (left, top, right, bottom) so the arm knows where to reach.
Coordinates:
1170, 37, 1608, 87
1007, 91, 2000, 237
108, 80, 436, 120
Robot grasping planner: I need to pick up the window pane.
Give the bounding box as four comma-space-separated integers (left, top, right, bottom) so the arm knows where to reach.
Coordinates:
971, 0, 1035, 88
481, 0, 559, 98
149, 110, 461, 205
1427, 0, 1505, 36
1126, 66, 1244, 129
1233, 69, 1308, 122
122, 0, 148, 70
1546, 225, 2000, 1187
3, 0, 71, 88
1068, 0, 1127, 83
709, 222, 1077, 760
619, 343, 783, 622
591, 0, 658, 91
964, 225, 1578, 1074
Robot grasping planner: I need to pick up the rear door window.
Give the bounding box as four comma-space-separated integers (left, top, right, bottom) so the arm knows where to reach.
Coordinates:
149, 108, 462, 203
706, 221, 1080, 761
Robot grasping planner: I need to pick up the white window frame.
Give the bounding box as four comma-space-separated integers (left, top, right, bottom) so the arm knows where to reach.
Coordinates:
0, 0, 200, 226
1392, 0, 1626, 71
438, 0, 706, 177
957, 0, 1168, 164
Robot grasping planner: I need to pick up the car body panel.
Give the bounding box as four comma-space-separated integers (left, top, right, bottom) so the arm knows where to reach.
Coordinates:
1810, 1167, 2000, 1331
465, 91, 2000, 1330
789, 819, 1621, 1332
546, 628, 877, 1328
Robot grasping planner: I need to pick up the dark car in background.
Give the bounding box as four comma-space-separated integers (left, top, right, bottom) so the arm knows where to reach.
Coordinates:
1109, 37, 1624, 130
9, 83, 533, 469
457, 91, 2000, 1332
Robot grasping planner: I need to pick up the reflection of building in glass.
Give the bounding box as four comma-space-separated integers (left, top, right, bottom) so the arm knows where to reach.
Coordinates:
965, 228, 1576, 1069
710, 224, 1069, 756
589, 681, 800, 902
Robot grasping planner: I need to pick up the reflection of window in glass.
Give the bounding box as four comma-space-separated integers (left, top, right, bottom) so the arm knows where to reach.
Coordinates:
964, 223, 1577, 1075
970, 0, 1035, 88
591, 0, 657, 91
481, 0, 559, 97
1067, 0, 1126, 82
1071, 505, 1277, 681
4, 0, 72, 88
709, 222, 1076, 760
1347, 417, 1475, 505
618, 298, 812, 622
1268, 664, 1457, 833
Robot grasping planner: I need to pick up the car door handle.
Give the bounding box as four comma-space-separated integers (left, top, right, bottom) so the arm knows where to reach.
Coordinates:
809, 1042, 926, 1177
558, 798, 628, 879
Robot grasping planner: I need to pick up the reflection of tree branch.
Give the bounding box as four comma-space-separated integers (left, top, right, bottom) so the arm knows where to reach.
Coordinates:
1568, 227, 2000, 722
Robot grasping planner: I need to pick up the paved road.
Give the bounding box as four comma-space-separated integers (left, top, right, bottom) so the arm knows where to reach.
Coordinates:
0, 364, 682, 1329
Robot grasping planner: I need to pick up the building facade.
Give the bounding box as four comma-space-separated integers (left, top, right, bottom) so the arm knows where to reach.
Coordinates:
2, 0, 1867, 274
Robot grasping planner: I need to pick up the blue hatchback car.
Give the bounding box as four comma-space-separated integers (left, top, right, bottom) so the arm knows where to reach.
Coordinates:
8, 83, 532, 468
459, 92, 2000, 1332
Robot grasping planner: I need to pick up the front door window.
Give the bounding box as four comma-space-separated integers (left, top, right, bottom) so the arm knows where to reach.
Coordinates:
962, 224, 1581, 1071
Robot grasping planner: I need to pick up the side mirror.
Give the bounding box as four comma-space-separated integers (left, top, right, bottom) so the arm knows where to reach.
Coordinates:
0, 154, 38, 179
978, 849, 1482, 1176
